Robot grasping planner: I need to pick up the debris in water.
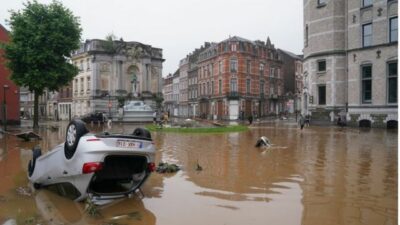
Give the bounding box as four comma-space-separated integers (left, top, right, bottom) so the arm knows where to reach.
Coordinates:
85, 198, 101, 218
15, 186, 32, 197
196, 160, 203, 171
156, 162, 180, 173
15, 132, 41, 141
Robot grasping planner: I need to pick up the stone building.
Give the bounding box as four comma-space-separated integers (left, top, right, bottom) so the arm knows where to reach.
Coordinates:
196, 36, 284, 120
303, 0, 397, 128
71, 39, 164, 118
278, 49, 303, 113
162, 73, 174, 115
172, 70, 180, 116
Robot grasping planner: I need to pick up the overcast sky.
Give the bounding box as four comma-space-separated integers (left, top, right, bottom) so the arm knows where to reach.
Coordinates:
1, 0, 303, 77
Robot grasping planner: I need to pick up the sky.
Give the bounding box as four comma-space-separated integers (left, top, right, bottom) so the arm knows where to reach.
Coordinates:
0, 0, 304, 77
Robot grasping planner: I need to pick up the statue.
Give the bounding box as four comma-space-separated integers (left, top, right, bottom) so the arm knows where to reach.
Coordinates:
131, 71, 138, 97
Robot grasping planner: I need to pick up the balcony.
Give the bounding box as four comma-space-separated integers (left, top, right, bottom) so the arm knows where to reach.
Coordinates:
269, 94, 278, 100
227, 91, 240, 100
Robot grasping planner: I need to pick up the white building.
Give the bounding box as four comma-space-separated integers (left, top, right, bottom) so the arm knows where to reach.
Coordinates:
71, 39, 164, 118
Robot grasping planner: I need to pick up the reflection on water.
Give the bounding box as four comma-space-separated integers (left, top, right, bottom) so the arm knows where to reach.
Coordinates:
0, 121, 397, 225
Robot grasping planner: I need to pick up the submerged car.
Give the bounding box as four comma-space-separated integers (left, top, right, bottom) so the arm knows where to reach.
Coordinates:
27, 119, 156, 204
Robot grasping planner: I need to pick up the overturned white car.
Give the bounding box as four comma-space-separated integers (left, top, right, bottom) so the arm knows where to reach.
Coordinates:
28, 119, 156, 203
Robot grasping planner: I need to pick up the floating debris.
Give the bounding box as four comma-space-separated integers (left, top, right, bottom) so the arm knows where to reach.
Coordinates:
15, 132, 41, 142
196, 160, 203, 171
156, 162, 180, 173
15, 186, 32, 197
85, 198, 101, 218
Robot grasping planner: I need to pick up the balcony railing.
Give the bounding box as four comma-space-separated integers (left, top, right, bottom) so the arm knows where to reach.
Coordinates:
269, 94, 278, 100
227, 91, 240, 99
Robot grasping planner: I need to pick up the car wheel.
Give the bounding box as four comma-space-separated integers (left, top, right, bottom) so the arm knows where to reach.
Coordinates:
64, 119, 89, 159
28, 146, 42, 177
132, 128, 152, 139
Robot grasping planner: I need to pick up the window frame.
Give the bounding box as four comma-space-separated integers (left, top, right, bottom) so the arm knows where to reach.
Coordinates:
389, 17, 398, 43
361, 0, 373, 8
362, 23, 373, 47
361, 64, 373, 104
230, 58, 238, 73
387, 61, 397, 103
318, 85, 326, 105
246, 79, 251, 94
317, 60, 326, 72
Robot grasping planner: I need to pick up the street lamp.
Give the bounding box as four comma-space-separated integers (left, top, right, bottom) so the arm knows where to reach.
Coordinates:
3, 85, 9, 131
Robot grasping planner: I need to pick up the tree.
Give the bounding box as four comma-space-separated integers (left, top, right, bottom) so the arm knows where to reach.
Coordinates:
1, 0, 82, 128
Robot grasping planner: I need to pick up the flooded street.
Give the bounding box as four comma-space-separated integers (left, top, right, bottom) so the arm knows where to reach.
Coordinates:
0, 120, 397, 225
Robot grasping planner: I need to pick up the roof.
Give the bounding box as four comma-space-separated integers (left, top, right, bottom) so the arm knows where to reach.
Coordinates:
278, 49, 303, 60
221, 35, 254, 44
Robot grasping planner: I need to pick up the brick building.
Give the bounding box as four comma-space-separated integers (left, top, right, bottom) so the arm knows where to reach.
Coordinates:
196, 36, 283, 120
0, 24, 20, 125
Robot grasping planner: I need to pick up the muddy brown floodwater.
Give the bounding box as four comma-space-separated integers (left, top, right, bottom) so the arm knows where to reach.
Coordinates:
0, 120, 397, 225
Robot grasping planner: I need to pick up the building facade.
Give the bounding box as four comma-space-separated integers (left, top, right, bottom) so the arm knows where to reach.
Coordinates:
178, 58, 189, 117
196, 36, 284, 120
71, 39, 164, 118
303, 0, 398, 127
0, 24, 20, 125
279, 49, 304, 113
172, 70, 180, 116
162, 73, 174, 115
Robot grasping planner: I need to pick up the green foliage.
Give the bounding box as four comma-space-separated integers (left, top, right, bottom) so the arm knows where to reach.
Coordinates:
2, 0, 82, 94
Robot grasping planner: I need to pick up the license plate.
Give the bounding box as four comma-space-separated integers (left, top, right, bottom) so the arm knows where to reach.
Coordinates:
116, 140, 142, 148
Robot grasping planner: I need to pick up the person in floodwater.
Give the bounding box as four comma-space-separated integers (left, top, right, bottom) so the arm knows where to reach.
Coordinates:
248, 114, 253, 125
299, 114, 305, 130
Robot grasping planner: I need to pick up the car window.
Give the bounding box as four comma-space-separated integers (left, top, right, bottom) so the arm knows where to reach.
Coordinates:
46, 182, 81, 200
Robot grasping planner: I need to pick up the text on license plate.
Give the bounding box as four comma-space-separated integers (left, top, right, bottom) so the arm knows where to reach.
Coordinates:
116, 140, 143, 148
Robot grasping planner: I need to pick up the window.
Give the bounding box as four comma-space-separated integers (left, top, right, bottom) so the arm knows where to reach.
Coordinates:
362, 0, 372, 7
260, 63, 264, 76
270, 67, 275, 77
388, 62, 397, 103
305, 25, 309, 47
86, 58, 90, 70
219, 61, 222, 74
260, 80, 265, 94
80, 60, 84, 71
230, 58, 238, 73
246, 79, 251, 94
361, 65, 372, 103
390, 17, 398, 43
87, 77, 90, 90
362, 23, 372, 47
231, 43, 237, 51
230, 78, 237, 92
318, 60, 326, 72
219, 79, 222, 94
247, 60, 251, 74
211, 80, 214, 94
317, 0, 326, 7
318, 85, 326, 105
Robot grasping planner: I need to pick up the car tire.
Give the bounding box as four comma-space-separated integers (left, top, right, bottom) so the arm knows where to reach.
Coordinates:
132, 128, 152, 139
28, 147, 42, 177
64, 119, 89, 159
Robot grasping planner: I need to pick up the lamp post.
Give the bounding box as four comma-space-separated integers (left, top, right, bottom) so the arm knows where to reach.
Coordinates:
3, 85, 9, 131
